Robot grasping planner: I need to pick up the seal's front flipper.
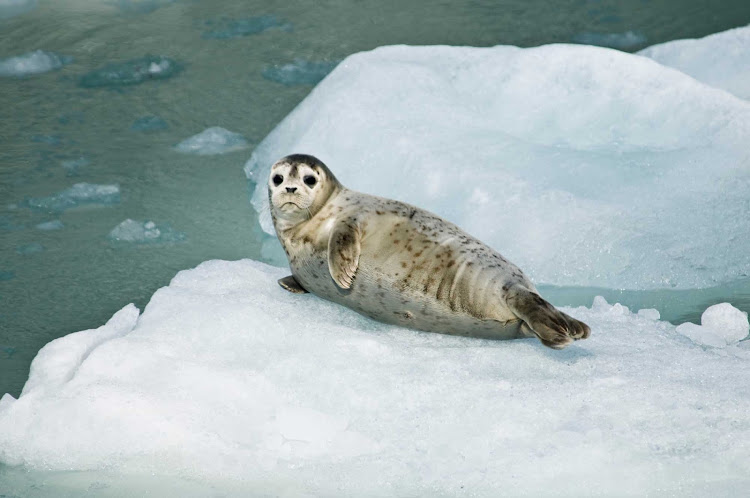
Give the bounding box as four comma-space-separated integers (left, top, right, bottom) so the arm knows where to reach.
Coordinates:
328, 220, 361, 289
278, 275, 308, 294
505, 285, 590, 349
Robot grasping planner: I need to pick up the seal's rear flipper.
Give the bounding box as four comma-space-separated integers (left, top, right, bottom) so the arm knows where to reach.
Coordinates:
278, 275, 308, 294
505, 285, 590, 349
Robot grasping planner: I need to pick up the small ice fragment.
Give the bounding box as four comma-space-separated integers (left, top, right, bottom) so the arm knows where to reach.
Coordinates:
16, 242, 44, 255
676, 303, 749, 347
637, 309, 660, 321
262, 59, 339, 86
572, 31, 647, 50
202, 15, 291, 39
108, 219, 185, 244
174, 127, 249, 155
79, 55, 182, 88
60, 157, 89, 176
592, 296, 609, 310
130, 115, 168, 132
0, 50, 71, 77
35, 220, 64, 230
23, 183, 120, 213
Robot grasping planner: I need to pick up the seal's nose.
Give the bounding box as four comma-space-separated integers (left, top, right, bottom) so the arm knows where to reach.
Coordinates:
286, 187, 297, 193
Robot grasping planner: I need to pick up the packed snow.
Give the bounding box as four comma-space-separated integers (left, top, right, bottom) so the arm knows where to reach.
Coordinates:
262, 59, 340, 86
245, 42, 750, 290
0, 260, 748, 496
79, 55, 182, 88
202, 15, 291, 39
108, 219, 185, 244
22, 183, 120, 212
638, 24, 750, 100
0, 50, 71, 77
572, 31, 647, 50
0, 0, 36, 19
174, 126, 249, 155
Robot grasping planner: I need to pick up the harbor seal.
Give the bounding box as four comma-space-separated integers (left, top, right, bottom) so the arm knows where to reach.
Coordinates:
268, 154, 590, 349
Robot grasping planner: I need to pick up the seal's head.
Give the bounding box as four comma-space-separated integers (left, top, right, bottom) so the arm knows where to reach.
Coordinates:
268, 154, 340, 229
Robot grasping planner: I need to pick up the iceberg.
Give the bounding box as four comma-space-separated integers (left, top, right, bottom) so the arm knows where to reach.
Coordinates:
0, 259, 748, 495
202, 15, 291, 39
79, 55, 182, 88
0, 50, 71, 77
174, 126, 249, 155
108, 219, 186, 244
638, 24, 750, 100
262, 59, 339, 86
244, 43, 750, 290
572, 31, 647, 50
0, 0, 36, 19
22, 183, 120, 213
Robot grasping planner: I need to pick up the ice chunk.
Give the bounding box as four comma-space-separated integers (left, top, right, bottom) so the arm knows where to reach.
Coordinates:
130, 115, 168, 132
108, 219, 186, 244
35, 220, 64, 230
637, 308, 660, 321
572, 31, 647, 50
202, 15, 291, 39
0, 259, 749, 495
262, 59, 339, 86
639, 24, 750, 100
23, 183, 120, 213
245, 44, 750, 290
0, 0, 37, 20
174, 126, 249, 155
676, 303, 749, 347
16, 242, 44, 255
79, 55, 182, 88
60, 156, 89, 176
0, 50, 71, 77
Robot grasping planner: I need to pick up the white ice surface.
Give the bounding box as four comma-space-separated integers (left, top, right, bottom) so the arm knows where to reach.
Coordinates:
0, 50, 69, 77
244, 42, 750, 291
1, 259, 749, 495
676, 302, 749, 347
639, 24, 750, 100
174, 126, 249, 155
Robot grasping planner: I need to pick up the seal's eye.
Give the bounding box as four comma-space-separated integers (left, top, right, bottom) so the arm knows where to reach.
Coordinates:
272, 174, 283, 186
304, 175, 317, 187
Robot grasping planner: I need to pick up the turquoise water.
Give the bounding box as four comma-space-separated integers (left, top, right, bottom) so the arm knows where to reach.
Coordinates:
1, 0, 750, 406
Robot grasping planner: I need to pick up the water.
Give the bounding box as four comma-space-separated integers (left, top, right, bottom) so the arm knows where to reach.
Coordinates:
1, 0, 749, 406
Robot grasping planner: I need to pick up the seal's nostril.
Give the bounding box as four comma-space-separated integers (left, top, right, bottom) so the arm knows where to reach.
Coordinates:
286, 187, 297, 193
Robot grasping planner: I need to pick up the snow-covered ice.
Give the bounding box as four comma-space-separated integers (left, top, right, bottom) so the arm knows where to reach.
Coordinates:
676, 302, 749, 347
35, 220, 63, 230
245, 42, 750, 290
0, 259, 748, 495
0, 50, 71, 77
174, 126, 249, 155
0, 0, 36, 19
79, 55, 182, 88
202, 15, 291, 39
22, 183, 120, 212
262, 59, 339, 86
572, 31, 647, 50
108, 219, 185, 244
639, 24, 750, 100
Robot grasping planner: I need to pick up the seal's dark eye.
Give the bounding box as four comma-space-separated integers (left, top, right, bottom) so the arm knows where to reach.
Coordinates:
304, 175, 317, 187
272, 174, 283, 186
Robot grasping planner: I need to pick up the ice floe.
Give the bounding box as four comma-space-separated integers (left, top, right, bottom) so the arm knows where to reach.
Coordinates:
22, 183, 120, 213
79, 55, 182, 88
639, 24, 750, 100
0, 50, 71, 77
262, 59, 339, 86
572, 30, 647, 50
174, 126, 249, 155
202, 15, 291, 39
244, 43, 750, 290
108, 219, 185, 244
0, 259, 748, 495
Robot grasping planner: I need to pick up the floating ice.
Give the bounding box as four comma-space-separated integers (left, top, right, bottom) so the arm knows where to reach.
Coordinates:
676, 303, 749, 347
60, 156, 89, 176
130, 115, 168, 132
0, 50, 71, 77
572, 31, 647, 50
16, 242, 44, 255
262, 59, 339, 86
639, 24, 750, 100
35, 220, 63, 230
108, 219, 185, 244
174, 126, 249, 155
637, 308, 660, 321
0, 259, 748, 495
23, 183, 120, 213
79, 55, 182, 88
245, 44, 750, 290
0, 0, 36, 20
202, 15, 291, 39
